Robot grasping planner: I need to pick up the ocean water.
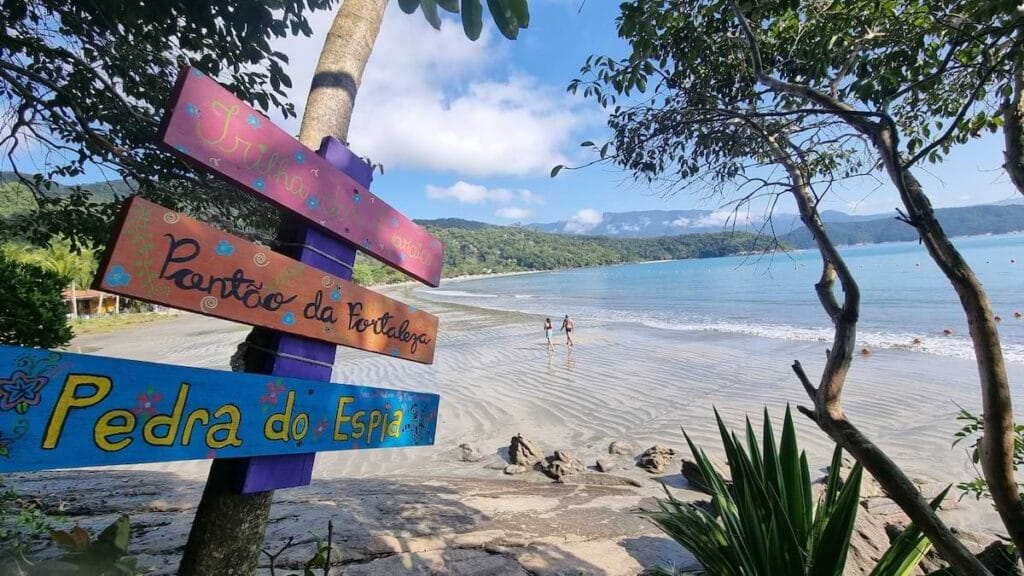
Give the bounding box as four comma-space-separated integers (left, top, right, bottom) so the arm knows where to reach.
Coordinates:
417, 233, 1024, 364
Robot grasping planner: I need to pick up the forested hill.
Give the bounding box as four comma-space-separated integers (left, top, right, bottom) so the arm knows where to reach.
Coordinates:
780, 204, 1024, 248
353, 224, 772, 284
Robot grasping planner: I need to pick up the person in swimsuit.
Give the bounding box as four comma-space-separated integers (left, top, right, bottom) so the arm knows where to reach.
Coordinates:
544, 318, 554, 351
560, 314, 574, 347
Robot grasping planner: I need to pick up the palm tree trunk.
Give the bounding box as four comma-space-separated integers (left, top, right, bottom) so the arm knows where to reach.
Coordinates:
114, 295, 120, 314
179, 2, 388, 574
97, 292, 104, 315
298, 0, 388, 149
70, 280, 78, 319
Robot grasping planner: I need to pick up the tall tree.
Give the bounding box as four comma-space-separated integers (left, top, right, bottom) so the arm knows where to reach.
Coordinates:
179, 1, 531, 573
1, 0, 337, 248
569, 0, 1020, 572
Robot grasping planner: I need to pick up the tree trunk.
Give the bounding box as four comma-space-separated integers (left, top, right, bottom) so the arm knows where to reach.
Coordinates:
881, 157, 1024, 559
726, 5, 1015, 572
1003, 28, 1024, 196
97, 292, 104, 316
179, 2, 388, 573
298, 0, 388, 149
70, 280, 78, 319
114, 295, 120, 314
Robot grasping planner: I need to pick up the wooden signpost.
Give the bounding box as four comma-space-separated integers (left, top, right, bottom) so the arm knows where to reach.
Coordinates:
0, 345, 439, 473
157, 68, 444, 287
3, 66, 445, 574
94, 196, 439, 364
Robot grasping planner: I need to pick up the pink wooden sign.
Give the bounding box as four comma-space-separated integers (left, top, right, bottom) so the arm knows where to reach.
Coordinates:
157, 67, 444, 287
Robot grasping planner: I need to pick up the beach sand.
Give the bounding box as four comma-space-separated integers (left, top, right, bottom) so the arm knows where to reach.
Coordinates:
9, 286, 1024, 574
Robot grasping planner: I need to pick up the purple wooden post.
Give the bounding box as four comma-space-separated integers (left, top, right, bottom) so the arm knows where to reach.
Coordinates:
238, 136, 372, 493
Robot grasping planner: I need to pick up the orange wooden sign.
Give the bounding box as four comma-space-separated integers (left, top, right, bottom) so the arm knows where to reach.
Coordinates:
94, 198, 438, 364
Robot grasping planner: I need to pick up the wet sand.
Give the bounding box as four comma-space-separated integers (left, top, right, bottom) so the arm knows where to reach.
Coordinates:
14, 286, 1024, 573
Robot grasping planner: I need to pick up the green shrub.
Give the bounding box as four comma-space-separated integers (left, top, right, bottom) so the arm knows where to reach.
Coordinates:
648, 406, 945, 576
0, 252, 72, 349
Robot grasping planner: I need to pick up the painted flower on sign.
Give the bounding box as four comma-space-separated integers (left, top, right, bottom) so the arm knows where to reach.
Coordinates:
331, 289, 342, 302
260, 381, 286, 411
282, 312, 296, 326
253, 178, 266, 191
389, 216, 399, 228
185, 103, 200, 118
0, 371, 47, 413
215, 240, 235, 256
294, 151, 306, 164
104, 265, 131, 288
175, 145, 189, 154
313, 418, 329, 440
246, 114, 261, 128
352, 193, 362, 205
306, 197, 319, 209
0, 433, 10, 458
133, 390, 162, 419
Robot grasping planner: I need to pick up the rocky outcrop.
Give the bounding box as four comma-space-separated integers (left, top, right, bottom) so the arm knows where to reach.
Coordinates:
508, 434, 544, 467
458, 443, 485, 462
680, 457, 730, 494
636, 445, 678, 474
503, 464, 529, 475
608, 441, 634, 456
595, 459, 615, 473
541, 450, 587, 480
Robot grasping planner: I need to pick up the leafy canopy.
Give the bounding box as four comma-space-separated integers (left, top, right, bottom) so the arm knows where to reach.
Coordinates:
1, 0, 337, 249
397, 0, 530, 40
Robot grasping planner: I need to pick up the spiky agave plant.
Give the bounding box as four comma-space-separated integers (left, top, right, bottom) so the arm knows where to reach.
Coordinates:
648, 406, 946, 576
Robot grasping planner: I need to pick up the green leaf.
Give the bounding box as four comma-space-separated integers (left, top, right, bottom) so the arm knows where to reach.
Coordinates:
96, 515, 131, 553
420, 0, 442, 29
809, 463, 862, 576
437, 0, 459, 12
580, 140, 595, 147
487, 0, 519, 39
461, 0, 483, 40
508, 0, 530, 27
869, 486, 950, 576
397, 0, 421, 14
550, 164, 564, 178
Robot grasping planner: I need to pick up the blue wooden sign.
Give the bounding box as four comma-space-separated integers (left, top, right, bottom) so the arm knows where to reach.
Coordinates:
0, 345, 439, 473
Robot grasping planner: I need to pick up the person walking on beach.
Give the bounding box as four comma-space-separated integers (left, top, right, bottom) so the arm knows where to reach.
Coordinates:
560, 314, 574, 347
544, 318, 554, 351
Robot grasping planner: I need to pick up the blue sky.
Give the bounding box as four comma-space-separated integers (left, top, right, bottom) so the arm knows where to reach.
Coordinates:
267, 1, 1020, 230
8, 1, 1021, 232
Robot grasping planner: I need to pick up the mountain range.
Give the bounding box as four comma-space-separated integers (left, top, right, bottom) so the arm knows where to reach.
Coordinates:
526, 200, 1024, 241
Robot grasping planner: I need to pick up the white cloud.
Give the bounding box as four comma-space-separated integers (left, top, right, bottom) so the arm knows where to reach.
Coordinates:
426, 181, 544, 205
271, 8, 587, 177
670, 217, 691, 228
694, 210, 741, 228
495, 207, 532, 220
564, 208, 603, 234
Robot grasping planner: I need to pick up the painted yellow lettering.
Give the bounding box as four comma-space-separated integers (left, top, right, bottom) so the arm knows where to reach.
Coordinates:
143, 383, 189, 446
334, 396, 354, 441
387, 409, 404, 438
43, 374, 112, 449
367, 410, 382, 444
182, 409, 210, 446
206, 405, 242, 449
95, 410, 136, 452
265, 390, 295, 442
351, 410, 366, 439
195, 101, 237, 147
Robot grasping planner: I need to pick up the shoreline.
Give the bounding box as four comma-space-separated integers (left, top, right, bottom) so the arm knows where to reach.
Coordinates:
16, 275, 1021, 573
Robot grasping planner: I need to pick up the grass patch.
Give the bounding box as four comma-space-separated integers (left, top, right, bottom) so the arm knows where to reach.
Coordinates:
70, 313, 176, 336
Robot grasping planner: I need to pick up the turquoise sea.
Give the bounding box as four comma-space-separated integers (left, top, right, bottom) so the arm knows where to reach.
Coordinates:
418, 233, 1024, 364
